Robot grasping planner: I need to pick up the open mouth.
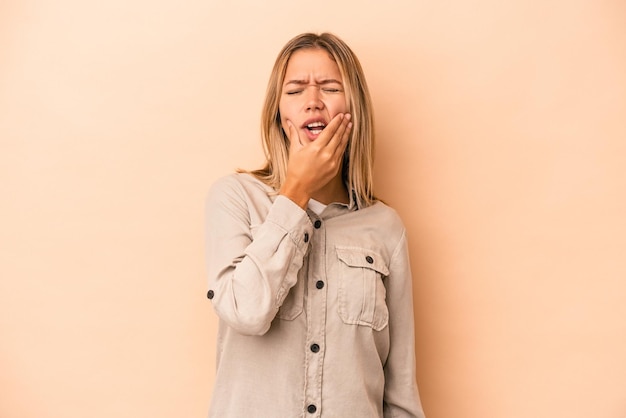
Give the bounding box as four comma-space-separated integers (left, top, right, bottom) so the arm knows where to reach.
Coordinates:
305, 121, 326, 135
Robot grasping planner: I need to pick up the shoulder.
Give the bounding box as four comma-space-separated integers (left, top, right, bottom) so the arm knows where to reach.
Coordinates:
362, 200, 406, 232
338, 200, 407, 259
206, 173, 274, 219
208, 173, 274, 200
363, 202, 413, 265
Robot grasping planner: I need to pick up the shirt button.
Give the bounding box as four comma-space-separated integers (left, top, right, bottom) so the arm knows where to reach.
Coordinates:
307, 404, 317, 414
366, 255, 374, 264
207, 290, 214, 299
310, 343, 320, 353
315, 280, 324, 289
304, 232, 309, 243
314, 220, 322, 229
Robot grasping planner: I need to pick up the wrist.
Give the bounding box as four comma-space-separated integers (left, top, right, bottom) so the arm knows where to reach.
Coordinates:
279, 181, 310, 209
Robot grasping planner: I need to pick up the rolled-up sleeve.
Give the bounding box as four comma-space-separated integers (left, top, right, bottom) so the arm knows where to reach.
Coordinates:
205, 176, 312, 335
383, 229, 426, 418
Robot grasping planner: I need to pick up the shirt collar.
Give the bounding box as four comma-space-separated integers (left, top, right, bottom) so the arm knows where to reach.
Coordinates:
308, 188, 358, 220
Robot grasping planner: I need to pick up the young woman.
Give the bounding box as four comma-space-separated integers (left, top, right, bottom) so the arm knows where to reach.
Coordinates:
205, 32, 425, 418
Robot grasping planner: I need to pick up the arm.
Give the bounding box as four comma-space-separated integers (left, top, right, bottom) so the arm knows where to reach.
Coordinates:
205, 113, 351, 334
205, 176, 312, 335
383, 229, 426, 418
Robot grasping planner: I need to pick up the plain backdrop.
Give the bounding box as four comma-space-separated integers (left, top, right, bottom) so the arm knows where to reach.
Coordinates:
1, 0, 625, 417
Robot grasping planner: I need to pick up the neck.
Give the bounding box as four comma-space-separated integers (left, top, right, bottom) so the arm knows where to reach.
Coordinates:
311, 173, 349, 205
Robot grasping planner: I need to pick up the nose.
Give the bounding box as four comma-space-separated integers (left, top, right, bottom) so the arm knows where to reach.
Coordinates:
305, 86, 324, 111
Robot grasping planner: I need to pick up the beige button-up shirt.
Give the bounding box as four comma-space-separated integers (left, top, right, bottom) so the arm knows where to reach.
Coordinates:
205, 173, 425, 418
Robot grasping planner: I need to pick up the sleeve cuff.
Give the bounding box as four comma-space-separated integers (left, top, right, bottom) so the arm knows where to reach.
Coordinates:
266, 195, 313, 249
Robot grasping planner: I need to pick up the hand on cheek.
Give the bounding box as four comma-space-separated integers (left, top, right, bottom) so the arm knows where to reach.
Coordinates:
279, 113, 352, 208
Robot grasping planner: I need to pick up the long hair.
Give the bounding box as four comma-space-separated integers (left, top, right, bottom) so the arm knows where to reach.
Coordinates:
246, 32, 376, 208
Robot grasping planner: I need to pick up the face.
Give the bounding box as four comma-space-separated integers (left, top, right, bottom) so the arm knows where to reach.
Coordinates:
279, 48, 348, 142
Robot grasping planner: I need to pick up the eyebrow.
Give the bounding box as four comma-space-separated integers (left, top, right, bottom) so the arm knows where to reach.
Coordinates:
284, 79, 343, 86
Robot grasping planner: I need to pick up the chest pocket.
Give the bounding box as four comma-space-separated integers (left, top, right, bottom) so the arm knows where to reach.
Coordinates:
335, 246, 389, 331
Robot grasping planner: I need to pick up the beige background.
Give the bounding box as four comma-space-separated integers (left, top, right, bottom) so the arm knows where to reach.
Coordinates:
2, 0, 626, 417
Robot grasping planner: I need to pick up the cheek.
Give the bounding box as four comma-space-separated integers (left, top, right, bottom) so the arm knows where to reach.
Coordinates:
277, 103, 288, 130
328, 97, 349, 116
278, 100, 296, 121
279, 118, 288, 135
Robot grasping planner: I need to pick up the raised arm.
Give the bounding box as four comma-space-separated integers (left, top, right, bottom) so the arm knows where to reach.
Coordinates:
205, 176, 312, 335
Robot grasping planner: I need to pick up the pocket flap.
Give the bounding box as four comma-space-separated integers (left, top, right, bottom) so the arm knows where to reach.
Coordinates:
335, 246, 389, 276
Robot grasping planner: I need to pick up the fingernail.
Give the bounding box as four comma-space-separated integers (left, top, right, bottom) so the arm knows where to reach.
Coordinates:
345, 113, 352, 121
348, 122, 353, 129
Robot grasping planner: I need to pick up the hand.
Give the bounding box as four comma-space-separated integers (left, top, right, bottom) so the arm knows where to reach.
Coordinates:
279, 113, 352, 208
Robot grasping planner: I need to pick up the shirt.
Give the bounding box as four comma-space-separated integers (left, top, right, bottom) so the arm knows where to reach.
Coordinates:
205, 173, 425, 418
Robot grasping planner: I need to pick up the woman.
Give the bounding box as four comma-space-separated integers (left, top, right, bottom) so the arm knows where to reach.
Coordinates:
205, 32, 425, 418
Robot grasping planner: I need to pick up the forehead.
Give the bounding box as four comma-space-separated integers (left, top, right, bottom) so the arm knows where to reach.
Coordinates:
284, 48, 342, 81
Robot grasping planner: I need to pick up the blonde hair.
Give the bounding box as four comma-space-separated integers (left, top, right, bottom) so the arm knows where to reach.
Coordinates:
246, 32, 376, 207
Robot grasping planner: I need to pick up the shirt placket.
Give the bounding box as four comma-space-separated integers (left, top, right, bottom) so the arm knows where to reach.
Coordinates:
303, 215, 327, 417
